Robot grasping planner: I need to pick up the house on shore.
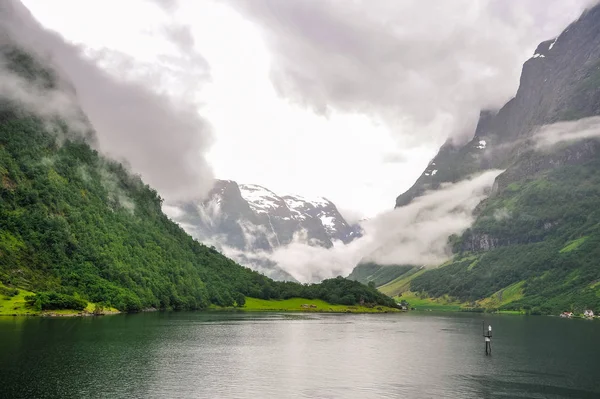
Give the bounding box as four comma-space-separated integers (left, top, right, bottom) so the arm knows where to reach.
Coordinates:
560, 312, 573, 318
584, 310, 594, 318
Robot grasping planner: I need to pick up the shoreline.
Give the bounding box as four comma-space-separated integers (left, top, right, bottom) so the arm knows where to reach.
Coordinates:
0, 309, 122, 318
0, 296, 401, 317
2, 307, 596, 319
0, 308, 400, 317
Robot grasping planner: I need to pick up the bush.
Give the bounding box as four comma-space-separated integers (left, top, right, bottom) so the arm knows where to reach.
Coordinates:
25, 291, 87, 310
236, 293, 246, 307
339, 294, 356, 305
0, 286, 19, 297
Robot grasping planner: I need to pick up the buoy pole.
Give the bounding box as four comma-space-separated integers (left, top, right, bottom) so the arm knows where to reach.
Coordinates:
483, 322, 492, 356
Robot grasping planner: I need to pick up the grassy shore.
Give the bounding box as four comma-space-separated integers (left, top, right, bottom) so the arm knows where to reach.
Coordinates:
0, 283, 119, 317
395, 291, 463, 312
2, 283, 398, 316
0, 285, 39, 316
218, 297, 400, 313
393, 290, 527, 315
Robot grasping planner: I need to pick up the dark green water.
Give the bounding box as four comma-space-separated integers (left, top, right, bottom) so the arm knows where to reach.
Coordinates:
1, 311, 599, 398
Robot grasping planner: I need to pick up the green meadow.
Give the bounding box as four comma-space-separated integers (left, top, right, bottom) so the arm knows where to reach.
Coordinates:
237, 297, 400, 313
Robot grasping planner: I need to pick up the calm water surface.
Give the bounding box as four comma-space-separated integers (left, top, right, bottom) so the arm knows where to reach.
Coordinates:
1, 311, 599, 398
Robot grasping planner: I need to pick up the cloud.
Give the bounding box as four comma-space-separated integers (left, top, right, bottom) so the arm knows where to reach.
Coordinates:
145, 0, 211, 73
336, 206, 365, 225
146, 0, 178, 13
534, 116, 600, 148
0, 0, 215, 202
265, 170, 501, 282
381, 152, 408, 164
0, 51, 92, 138
227, 0, 596, 147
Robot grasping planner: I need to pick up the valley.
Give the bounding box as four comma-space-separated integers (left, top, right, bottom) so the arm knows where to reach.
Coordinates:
2, 0, 600, 319
3, 1, 600, 397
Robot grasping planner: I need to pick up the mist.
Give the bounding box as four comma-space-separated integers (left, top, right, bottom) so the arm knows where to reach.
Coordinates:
0, 52, 91, 138
271, 170, 502, 282
0, 0, 215, 202
534, 116, 600, 148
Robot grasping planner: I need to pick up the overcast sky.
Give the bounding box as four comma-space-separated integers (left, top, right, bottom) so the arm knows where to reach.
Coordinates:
20, 0, 596, 217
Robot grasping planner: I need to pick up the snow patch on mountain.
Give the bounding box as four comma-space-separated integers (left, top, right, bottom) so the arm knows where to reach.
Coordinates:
284, 193, 330, 207
319, 214, 336, 230
239, 184, 283, 214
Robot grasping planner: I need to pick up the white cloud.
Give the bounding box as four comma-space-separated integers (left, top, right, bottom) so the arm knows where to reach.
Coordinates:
534, 116, 600, 148
229, 0, 596, 145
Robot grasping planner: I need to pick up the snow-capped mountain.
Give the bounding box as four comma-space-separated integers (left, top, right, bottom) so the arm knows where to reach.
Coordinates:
165, 180, 362, 281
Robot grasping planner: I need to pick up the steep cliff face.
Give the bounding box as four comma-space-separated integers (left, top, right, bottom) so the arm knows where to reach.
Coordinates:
166, 179, 362, 281
396, 5, 600, 208
384, 4, 600, 314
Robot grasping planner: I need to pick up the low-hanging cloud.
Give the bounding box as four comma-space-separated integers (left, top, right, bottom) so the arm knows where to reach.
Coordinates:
268, 170, 503, 282
0, 53, 91, 138
0, 0, 215, 201
534, 116, 600, 148
227, 0, 597, 147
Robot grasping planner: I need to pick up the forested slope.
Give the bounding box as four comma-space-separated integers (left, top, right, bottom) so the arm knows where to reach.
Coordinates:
411, 154, 600, 314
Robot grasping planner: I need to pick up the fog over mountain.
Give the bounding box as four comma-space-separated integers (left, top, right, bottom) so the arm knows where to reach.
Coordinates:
2, 0, 215, 202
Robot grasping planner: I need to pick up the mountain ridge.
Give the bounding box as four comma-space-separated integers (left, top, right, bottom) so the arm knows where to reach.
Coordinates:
397, 4, 600, 208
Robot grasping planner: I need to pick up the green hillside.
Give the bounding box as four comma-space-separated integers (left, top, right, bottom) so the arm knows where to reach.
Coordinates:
398, 153, 600, 314
0, 110, 269, 312
0, 47, 396, 313
347, 263, 413, 287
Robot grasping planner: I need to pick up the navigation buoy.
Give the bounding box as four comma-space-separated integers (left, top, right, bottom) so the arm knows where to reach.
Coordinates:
483, 321, 492, 355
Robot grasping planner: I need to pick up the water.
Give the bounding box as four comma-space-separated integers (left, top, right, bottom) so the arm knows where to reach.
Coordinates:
1, 311, 599, 399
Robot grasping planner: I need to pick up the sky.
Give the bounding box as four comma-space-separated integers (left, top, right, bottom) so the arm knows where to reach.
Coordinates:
19, 0, 596, 218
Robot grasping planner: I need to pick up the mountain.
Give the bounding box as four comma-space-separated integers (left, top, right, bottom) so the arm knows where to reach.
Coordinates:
397, 5, 600, 208
166, 179, 362, 281
347, 263, 413, 288
0, 2, 395, 313
358, 4, 600, 314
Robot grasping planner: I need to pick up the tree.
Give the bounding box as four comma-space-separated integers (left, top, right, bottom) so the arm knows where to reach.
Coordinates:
236, 293, 246, 307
